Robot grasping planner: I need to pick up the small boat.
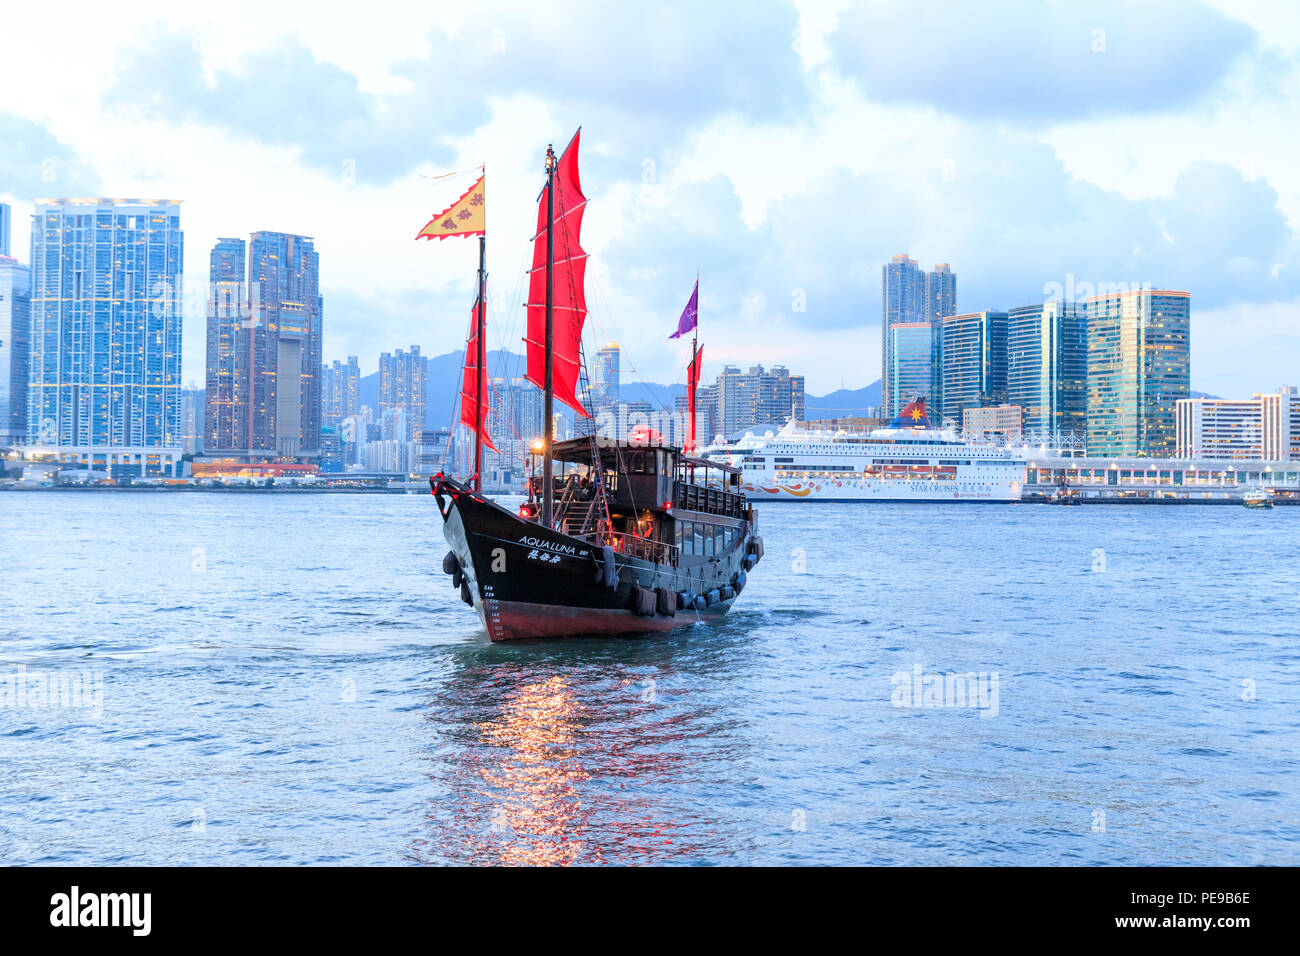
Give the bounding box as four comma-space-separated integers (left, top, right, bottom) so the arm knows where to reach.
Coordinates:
424, 130, 762, 641
1243, 489, 1274, 509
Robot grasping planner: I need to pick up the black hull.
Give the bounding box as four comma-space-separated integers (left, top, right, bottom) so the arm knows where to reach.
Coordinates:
432, 480, 756, 641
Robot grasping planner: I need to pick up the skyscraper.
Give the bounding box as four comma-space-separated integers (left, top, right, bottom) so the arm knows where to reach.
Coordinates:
593, 343, 620, 409
0, 202, 11, 257
204, 232, 323, 457
321, 356, 360, 427
882, 255, 954, 417
378, 346, 426, 442
0, 250, 31, 446
940, 310, 1008, 424
714, 364, 805, 435
28, 199, 183, 451
249, 231, 322, 456
1085, 289, 1190, 456
1006, 300, 1087, 437
204, 237, 245, 451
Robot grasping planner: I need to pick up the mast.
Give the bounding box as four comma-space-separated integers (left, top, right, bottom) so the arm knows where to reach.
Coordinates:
473, 234, 486, 492
688, 330, 697, 456
542, 144, 556, 529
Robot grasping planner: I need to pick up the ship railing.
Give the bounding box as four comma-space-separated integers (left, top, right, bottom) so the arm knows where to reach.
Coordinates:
673, 480, 745, 518
577, 530, 678, 566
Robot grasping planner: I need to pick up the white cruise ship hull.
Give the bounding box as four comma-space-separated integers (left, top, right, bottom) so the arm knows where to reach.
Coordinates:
740, 476, 1022, 502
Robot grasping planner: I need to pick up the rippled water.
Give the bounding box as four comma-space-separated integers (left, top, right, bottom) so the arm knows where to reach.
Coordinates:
2, 491, 1298, 865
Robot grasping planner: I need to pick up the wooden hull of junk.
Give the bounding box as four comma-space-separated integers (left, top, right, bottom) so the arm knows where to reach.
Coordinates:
433, 476, 763, 642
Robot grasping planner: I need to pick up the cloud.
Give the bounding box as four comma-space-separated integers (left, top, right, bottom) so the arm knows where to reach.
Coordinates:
104, 2, 808, 185
828, 0, 1257, 122
0, 112, 99, 198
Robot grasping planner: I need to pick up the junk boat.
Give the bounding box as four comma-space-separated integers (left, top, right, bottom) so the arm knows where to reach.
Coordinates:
422, 130, 762, 641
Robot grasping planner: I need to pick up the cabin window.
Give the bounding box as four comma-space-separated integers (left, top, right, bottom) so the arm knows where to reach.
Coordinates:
693, 522, 707, 557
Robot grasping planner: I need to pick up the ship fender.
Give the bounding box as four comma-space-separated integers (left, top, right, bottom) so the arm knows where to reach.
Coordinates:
459, 580, 473, 607
656, 587, 677, 617
442, 551, 459, 575
594, 545, 619, 590
705, 588, 721, 607
733, 570, 747, 594
451, 565, 463, 589
692, 595, 707, 612
677, 590, 693, 611
634, 587, 657, 617
720, 585, 736, 602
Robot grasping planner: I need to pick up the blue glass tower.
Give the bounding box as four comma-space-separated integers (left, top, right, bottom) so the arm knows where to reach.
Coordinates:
27, 199, 183, 448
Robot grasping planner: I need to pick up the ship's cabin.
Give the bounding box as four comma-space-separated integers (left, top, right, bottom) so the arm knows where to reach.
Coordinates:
524, 437, 749, 566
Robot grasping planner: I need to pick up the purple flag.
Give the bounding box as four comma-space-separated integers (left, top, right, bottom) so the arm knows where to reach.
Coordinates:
669, 278, 698, 339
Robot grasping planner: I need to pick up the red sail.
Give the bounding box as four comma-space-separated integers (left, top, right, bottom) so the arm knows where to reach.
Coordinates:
687, 346, 703, 454
459, 293, 496, 452
525, 130, 590, 417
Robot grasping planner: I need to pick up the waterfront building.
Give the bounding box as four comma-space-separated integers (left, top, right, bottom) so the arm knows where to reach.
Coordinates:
1006, 301, 1086, 437
1085, 290, 1190, 457
714, 364, 805, 434
882, 255, 954, 416
887, 322, 936, 418
0, 202, 11, 256
1261, 386, 1300, 461
940, 311, 1008, 425
415, 428, 451, 476
203, 232, 323, 458
0, 250, 31, 447
26, 199, 183, 473
1177, 386, 1300, 461
963, 404, 1023, 440
321, 356, 360, 428
378, 346, 426, 442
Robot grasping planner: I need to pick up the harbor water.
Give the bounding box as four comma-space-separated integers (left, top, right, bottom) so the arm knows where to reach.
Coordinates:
2, 491, 1298, 865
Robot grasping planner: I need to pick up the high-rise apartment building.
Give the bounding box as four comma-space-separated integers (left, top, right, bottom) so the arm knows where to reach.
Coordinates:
0, 251, 31, 447
1006, 301, 1087, 437
714, 364, 805, 435
940, 310, 1007, 425
203, 232, 323, 457
378, 346, 426, 442
321, 356, 360, 427
1085, 290, 1190, 456
28, 199, 183, 451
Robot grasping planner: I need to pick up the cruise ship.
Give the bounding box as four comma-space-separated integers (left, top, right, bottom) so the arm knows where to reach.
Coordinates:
701, 398, 1028, 502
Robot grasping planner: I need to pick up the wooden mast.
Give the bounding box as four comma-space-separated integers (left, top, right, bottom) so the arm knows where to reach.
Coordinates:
542, 144, 556, 529
473, 234, 486, 492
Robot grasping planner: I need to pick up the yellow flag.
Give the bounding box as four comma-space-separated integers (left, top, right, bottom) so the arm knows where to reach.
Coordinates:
416, 172, 485, 240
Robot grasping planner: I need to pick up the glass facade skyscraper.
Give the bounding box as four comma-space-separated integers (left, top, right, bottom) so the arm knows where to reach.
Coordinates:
27, 199, 183, 448
0, 202, 11, 257
940, 310, 1007, 424
882, 255, 954, 416
1085, 290, 1190, 456
1006, 301, 1087, 437
887, 323, 935, 415
593, 343, 620, 410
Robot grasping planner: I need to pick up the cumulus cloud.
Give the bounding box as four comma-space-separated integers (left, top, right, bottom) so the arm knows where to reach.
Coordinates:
828, 0, 1256, 122
0, 112, 98, 198
104, 2, 807, 185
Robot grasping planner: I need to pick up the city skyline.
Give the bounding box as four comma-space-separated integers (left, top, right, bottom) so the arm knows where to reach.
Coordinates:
1, 2, 1298, 398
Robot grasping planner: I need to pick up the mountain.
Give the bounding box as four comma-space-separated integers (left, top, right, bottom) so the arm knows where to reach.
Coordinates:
803, 380, 882, 417
358, 349, 883, 428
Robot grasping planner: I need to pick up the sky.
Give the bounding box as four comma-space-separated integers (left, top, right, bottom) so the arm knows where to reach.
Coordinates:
1, 0, 1298, 398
